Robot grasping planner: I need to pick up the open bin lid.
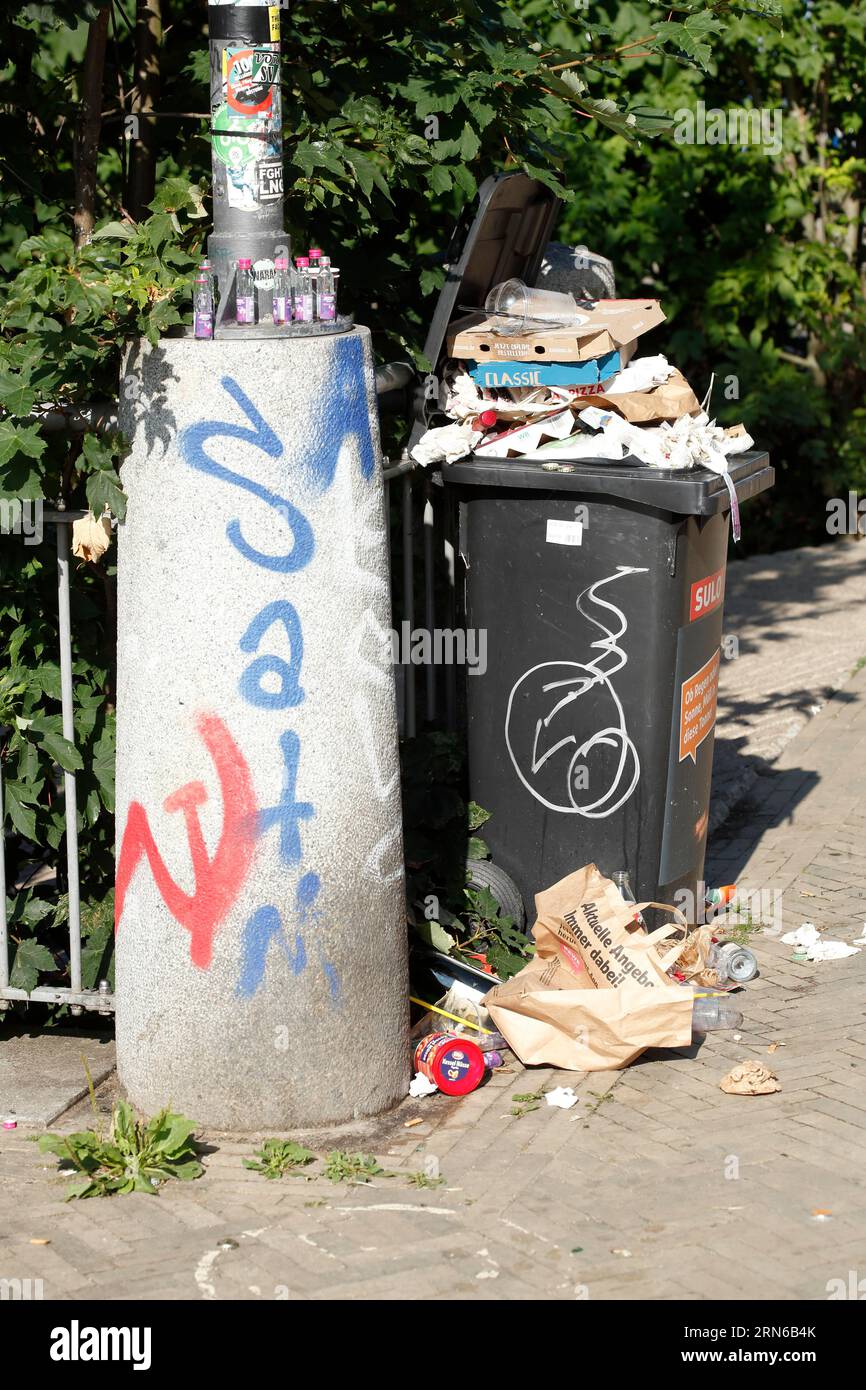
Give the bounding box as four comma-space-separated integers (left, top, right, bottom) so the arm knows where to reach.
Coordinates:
410, 172, 560, 444
441, 449, 774, 517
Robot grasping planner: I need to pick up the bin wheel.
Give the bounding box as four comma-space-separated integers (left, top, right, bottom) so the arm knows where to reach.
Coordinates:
465, 858, 526, 930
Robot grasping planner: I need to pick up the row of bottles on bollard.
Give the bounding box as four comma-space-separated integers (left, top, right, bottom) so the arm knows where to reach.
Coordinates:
194, 247, 340, 338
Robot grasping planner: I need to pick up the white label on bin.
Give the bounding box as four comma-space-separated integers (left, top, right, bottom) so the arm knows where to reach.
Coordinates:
546, 519, 583, 546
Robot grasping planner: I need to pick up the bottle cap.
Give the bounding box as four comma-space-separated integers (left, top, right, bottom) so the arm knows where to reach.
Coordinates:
274, 256, 288, 269
296, 256, 310, 267
309, 247, 323, 258
478, 409, 497, 428
237, 258, 252, 268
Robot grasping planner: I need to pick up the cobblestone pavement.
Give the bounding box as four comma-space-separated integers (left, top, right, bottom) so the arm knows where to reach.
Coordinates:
3, 661, 866, 1301
711, 538, 866, 829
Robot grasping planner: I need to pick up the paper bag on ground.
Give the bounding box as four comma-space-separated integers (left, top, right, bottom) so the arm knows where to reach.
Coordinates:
484, 864, 694, 1070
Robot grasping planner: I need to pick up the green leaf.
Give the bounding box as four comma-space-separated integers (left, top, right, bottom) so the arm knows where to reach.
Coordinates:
33, 729, 84, 773
412, 917, 456, 954
85, 470, 127, 524
92, 221, 135, 241
4, 782, 37, 840
10, 938, 56, 993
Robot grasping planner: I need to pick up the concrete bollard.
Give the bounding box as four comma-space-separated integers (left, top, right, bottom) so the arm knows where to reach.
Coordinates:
115, 327, 409, 1130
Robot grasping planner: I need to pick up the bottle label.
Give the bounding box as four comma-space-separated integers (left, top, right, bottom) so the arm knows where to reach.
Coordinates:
318, 293, 336, 322
272, 295, 288, 324
236, 295, 255, 324
294, 293, 314, 322
194, 311, 213, 339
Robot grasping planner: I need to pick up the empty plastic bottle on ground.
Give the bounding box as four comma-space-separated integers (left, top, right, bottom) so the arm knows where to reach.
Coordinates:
692, 997, 744, 1034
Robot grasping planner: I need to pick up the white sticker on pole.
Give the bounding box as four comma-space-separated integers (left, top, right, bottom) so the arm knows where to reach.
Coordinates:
546, 518, 583, 546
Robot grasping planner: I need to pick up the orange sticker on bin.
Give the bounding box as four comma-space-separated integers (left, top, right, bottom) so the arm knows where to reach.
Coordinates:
679, 650, 720, 762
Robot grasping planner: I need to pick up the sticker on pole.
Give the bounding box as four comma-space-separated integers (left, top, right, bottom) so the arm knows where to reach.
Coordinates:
679, 649, 720, 762
689, 566, 725, 622
223, 46, 279, 117
545, 519, 583, 546
256, 157, 283, 202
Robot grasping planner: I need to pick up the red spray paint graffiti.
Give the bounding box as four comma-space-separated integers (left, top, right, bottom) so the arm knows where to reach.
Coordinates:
115, 712, 257, 968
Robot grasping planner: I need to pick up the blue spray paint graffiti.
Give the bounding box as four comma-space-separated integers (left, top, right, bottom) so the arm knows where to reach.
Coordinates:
179, 342, 376, 1004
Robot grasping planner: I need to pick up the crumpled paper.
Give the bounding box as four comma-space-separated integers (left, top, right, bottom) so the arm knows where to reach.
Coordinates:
410, 420, 481, 466
577, 406, 754, 474
604, 354, 675, 395
408, 1071, 438, 1098
780, 923, 860, 961
545, 1086, 579, 1110
720, 1061, 781, 1096
71, 513, 112, 563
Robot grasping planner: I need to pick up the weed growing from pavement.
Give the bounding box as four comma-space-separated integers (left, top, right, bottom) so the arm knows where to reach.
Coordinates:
243, 1139, 316, 1180
323, 1151, 390, 1184
405, 1170, 447, 1189
37, 1100, 203, 1200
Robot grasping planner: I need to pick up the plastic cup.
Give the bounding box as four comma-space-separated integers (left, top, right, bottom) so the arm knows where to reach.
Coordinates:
484, 278, 588, 330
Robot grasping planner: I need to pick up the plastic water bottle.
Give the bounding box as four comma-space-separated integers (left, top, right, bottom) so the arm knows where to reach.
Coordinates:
692, 997, 744, 1034
193, 273, 213, 339
308, 246, 322, 269
236, 257, 255, 324
294, 256, 313, 322
272, 256, 290, 325
317, 255, 337, 322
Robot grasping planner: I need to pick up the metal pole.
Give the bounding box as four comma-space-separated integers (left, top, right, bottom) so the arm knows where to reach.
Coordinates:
207, 1, 288, 330
402, 473, 416, 738
0, 755, 8, 994
56, 523, 82, 995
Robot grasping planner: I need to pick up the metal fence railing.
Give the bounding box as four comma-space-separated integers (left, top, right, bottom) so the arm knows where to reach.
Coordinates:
0, 512, 114, 1016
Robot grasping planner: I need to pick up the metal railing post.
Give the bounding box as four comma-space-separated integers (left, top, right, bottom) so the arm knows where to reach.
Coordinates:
0, 756, 8, 993
56, 521, 82, 997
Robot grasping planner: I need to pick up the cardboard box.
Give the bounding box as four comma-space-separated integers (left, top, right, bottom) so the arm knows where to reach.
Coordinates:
448, 298, 666, 363
468, 352, 621, 390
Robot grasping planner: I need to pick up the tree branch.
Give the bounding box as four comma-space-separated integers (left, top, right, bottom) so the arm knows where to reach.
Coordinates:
127, 0, 164, 222
73, 3, 111, 248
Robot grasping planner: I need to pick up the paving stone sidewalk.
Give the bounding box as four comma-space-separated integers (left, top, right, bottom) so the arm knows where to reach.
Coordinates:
3, 661, 866, 1301
711, 538, 866, 828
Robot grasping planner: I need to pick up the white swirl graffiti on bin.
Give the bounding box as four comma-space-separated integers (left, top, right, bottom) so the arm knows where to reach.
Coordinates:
504, 565, 648, 816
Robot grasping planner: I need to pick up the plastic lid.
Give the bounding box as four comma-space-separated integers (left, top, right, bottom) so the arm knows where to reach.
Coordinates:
274, 256, 288, 269
237, 258, 252, 268
296, 256, 310, 266
309, 247, 323, 257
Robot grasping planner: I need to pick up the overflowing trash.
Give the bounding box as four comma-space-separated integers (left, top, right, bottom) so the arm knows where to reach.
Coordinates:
484, 864, 755, 1072
411, 279, 754, 537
